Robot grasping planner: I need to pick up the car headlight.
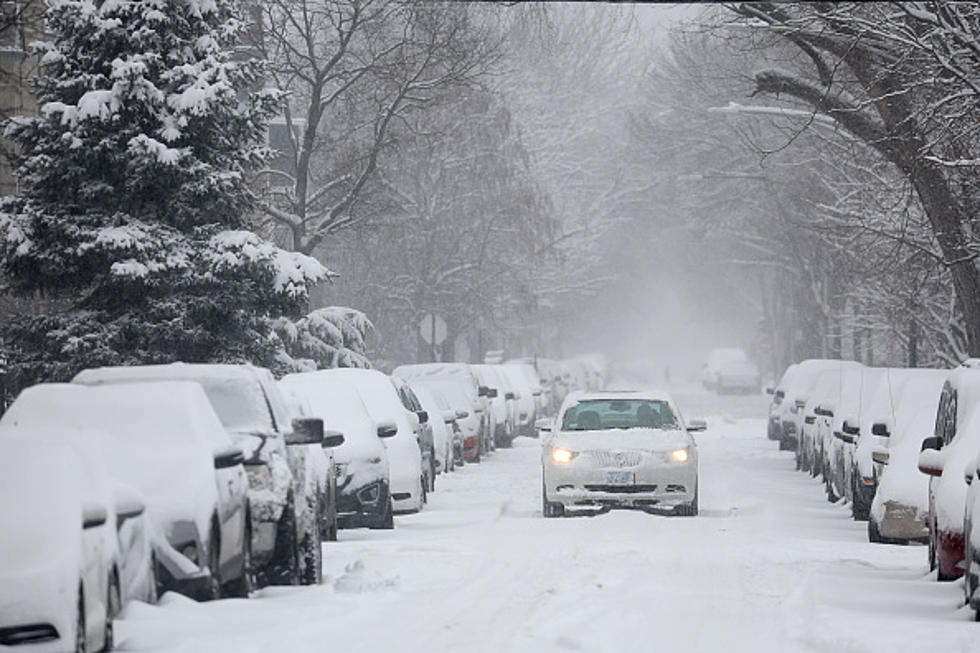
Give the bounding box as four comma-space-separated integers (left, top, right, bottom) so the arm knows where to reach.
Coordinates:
552, 448, 577, 464
671, 449, 689, 463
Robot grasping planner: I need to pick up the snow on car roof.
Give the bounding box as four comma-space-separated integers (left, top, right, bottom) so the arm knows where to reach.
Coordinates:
566, 389, 673, 403
74, 361, 268, 384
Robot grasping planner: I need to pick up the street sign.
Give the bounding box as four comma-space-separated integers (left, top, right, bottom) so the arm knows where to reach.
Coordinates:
419, 313, 447, 345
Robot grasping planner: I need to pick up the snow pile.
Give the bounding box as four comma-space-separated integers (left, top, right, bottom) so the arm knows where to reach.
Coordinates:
332, 560, 398, 594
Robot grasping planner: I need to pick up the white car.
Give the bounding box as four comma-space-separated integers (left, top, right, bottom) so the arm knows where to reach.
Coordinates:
336, 369, 426, 514
541, 391, 702, 517
0, 441, 116, 652
3, 382, 251, 600
410, 382, 456, 475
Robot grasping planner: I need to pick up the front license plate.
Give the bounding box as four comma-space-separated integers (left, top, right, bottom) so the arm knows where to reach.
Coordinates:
606, 471, 634, 485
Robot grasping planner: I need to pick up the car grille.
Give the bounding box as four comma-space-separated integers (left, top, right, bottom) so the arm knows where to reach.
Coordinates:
589, 450, 643, 468
584, 484, 658, 494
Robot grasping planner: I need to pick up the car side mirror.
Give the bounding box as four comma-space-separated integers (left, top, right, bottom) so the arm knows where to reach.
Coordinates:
487, 388, 498, 399
965, 456, 977, 485
842, 419, 860, 436
532, 389, 542, 397
833, 431, 855, 445
918, 447, 945, 477
214, 444, 245, 468
455, 409, 469, 420
82, 502, 108, 529
478, 385, 492, 397
765, 386, 775, 395
920, 436, 942, 452
505, 392, 516, 401
416, 410, 429, 425
287, 417, 324, 446
804, 415, 816, 425
814, 404, 834, 418
377, 421, 398, 438
321, 430, 345, 448
112, 485, 146, 523
442, 410, 456, 424
871, 421, 891, 437
535, 417, 552, 433
686, 418, 707, 432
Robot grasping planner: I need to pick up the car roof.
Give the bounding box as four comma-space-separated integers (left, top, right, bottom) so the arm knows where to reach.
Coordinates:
566, 389, 674, 403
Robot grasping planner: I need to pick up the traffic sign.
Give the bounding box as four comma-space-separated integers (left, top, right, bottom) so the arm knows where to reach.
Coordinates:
419, 313, 447, 345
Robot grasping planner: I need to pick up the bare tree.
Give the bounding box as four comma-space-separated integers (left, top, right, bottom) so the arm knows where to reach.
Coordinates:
249, 0, 499, 255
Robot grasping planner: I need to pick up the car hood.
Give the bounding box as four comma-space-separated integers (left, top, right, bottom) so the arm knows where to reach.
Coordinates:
551, 428, 691, 452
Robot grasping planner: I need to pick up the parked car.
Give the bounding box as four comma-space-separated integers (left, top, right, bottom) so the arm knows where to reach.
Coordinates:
499, 364, 538, 438
340, 369, 427, 514
281, 371, 395, 530
868, 369, 948, 542
826, 367, 888, 503
392, 363, 494, 461
505, 359, 548, 419
416, 378, 479, 464
391, 375, 437, 492
917, 367, 980, 581
3, 381, 252, 600
964, 448, 980, 617
775, 359, 863, 452
540, 390, 703, 517
410, 382, 457, 476
0, 424, 155, 607
472, 364, 513, 449
73, 364, 329, 587
0, 441, 117, 652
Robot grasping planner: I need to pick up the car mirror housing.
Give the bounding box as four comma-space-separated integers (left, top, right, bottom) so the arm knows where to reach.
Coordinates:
871, 421, 891, 437
505, 392, 516, 401
871, 448, 890, 465
321, 430, 345, 448
535, 417, 552, 433
416, 410, 429, 425
686, 418, 708, 432
842, 419, 860, 436
82, 502, 108, 529
918, 448, 945, 477
287, 417, 324, 446
214, 444, 245, 468
920, 435, 943, 452
455, 409, 469, 420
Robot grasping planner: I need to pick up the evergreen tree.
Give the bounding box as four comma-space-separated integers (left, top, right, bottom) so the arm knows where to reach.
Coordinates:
0, 0, 328, 389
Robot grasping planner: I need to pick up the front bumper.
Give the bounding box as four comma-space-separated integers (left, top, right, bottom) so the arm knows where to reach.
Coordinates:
337, 480, 389, 528
544, 454, 697, 511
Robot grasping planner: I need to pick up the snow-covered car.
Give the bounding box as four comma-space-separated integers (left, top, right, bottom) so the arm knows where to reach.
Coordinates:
868, 369, 947, 542
826, 367, 888, 503
74, 363, 330, 587
391, 376, 437, 492
794, 367, 842, 475
504, 359, 548, 419
340, 369, 427, 513
541, 391, 702, 517
3, 382, 252, 600
410, 382, 457, 475
964, 450, 980, 616
776, 359, 863, 452
392, 363, 493, 462
0, 424, 155, 609
917, 367, 980, 581
714, 359, 761, 394
414, 379, 476, 465
701, 347, 750, 391
472, 363, 513, 449
0, 441, 117, 652
499, 363, 538, 438
281, 370, 395, 530
765, 363, 796, 442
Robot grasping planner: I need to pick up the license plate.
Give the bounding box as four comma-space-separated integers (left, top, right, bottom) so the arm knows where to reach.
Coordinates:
606, 471, 634, 485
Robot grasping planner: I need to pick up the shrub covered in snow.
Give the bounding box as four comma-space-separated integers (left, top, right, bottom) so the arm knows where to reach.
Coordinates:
0, 0, 329, 388
273, 307, 374, 373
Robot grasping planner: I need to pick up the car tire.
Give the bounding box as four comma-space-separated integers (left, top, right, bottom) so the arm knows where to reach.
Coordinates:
376, 499, 395, 529
226, 516, 254, 598
542, 479, 563, 518
675, 484, 699, 517
299, 509, 322, 586
75, 585, 86, 653
868, 517, 882, 543
429, 453, 437, 492
100, 572, 119, 652
267, 498, 300, 586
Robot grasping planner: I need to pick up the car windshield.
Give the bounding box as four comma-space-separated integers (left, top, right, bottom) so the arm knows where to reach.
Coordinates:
196, 377, 276, 435
561, 399, 678, 431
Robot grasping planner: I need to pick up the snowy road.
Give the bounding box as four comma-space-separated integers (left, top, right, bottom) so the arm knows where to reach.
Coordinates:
117, 385, 978, 652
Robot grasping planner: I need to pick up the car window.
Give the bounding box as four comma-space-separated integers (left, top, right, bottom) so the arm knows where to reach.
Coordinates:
196, 377, 276, 435
560, 399, 678, 431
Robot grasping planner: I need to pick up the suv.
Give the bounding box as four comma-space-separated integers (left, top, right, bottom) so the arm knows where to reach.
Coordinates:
73, 363, 336, 587
391, 376, 436, 492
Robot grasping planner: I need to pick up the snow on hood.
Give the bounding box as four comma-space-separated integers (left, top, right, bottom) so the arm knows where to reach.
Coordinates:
2, 383, 221, 549
551, 428, 692, 452
280, 372, 389, 487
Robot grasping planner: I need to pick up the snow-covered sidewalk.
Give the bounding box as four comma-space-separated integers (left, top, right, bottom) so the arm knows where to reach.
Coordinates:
115, 389, 978, 652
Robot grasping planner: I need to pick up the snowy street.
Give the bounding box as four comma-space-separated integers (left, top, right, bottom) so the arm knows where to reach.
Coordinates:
115, 385, 978, 653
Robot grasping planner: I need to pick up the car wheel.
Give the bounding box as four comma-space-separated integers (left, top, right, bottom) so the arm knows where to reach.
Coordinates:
299, 509, 322, 586
429, 454, 437, 492
373, 498, 395, 529
226, 516, 255, 598
204, 523, 222, 600
541, 478, 563, 518
419, 474, 428, 507
675, 484, 699, 517
100, 572, 119, 652
928, 522, 937, 571
868, 517, 882, 543
267, 498, 300, 586
75, 585, 86, 653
